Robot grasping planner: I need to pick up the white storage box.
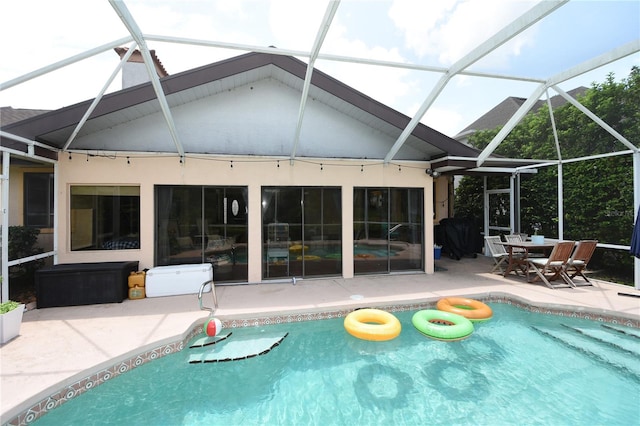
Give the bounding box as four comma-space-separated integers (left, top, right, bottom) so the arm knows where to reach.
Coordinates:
145, 264, 213, 298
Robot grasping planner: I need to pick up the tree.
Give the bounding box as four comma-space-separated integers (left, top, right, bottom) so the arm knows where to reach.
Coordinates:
455, 67, 639, 284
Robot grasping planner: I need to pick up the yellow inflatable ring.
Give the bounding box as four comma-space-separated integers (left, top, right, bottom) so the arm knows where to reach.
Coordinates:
296, 255, 321, 261
436, 297, 493, 322
344, 309, 401, 341
412, 310, 474, 341
289, 244, 308, 252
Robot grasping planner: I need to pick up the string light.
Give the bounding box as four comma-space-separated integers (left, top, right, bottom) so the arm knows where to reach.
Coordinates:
67, 153, 432, 173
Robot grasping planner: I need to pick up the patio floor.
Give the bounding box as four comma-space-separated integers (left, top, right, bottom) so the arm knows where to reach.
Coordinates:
2, 255, 639, 423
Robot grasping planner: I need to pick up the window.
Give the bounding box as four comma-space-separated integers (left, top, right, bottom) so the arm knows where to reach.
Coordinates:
70, 186, 140, 250
24, 173, 54, 228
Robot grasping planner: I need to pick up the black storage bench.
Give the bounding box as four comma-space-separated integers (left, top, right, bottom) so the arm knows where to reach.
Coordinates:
36, 261, 139, 308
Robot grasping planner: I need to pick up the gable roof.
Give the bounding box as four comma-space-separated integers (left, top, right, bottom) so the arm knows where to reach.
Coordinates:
1, 51, 481, 163
0, 106, 50, 126
456, 86, 589, 138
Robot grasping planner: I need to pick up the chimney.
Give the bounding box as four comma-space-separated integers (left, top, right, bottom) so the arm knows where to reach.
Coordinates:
114, 47, 169, 89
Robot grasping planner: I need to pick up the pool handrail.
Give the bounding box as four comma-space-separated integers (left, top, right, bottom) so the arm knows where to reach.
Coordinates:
198, 279, 218, 313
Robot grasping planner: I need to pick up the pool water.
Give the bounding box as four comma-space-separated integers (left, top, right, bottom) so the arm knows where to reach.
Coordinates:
34, 304, 640, 425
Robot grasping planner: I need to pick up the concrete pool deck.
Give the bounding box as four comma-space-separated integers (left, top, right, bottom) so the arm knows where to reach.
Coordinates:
2, 255, 639, 424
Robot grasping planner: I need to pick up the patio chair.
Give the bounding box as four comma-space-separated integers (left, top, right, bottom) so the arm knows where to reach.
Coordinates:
565, 240, 598, 286
505, 234, 544, 258
485, 236, 509, 274
527, 241, 576, 289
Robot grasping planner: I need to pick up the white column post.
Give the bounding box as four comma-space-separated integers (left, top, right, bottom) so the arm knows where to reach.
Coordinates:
634, 150, 640, 290
1, 153, 10, 302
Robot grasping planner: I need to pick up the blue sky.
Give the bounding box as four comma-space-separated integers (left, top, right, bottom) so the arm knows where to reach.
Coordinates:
1, 0, 638, 136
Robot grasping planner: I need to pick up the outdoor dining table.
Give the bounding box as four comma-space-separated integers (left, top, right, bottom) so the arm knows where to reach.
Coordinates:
500, 241, 556, 277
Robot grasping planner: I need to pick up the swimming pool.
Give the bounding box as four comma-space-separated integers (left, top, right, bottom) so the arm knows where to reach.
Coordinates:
32, 304, 639, 425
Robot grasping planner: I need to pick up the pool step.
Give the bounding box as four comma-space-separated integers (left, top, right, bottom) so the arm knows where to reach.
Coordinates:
561, 324, 640, 356
189, 332, 232, 348
531, 325, 640, 382
188, 332, 288, 363
601, 323, 640, 340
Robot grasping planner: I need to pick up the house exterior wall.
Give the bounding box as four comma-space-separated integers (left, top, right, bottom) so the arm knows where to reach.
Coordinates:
433, 176, 449, 223
70, 78, 426, 160
8, 167, 26, 227
55, 154, 436, 281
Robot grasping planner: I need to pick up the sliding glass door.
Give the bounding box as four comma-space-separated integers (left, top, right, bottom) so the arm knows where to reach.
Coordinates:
354, 187, 423, 274
262, 187, 341, 279
155, 185, 248, 282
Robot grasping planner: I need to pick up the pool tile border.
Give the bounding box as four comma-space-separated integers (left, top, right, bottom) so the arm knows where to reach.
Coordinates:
5, 293, 639, 426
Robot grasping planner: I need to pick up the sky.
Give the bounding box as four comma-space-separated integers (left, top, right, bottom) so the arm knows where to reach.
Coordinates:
0, 0, 638, 137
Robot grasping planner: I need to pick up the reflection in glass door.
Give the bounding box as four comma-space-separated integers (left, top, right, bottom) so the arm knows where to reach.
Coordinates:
262, 187, 341, 280
155, 185, 248, 282
354, 187, 423, 274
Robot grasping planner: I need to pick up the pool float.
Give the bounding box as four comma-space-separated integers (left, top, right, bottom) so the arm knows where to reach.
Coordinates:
344, 309, 401, 341
296, 255, 321, 261
412, 309, 474, 341
289, 244, 308, 252
355, 253, 376, 259
436, 297, 493, 322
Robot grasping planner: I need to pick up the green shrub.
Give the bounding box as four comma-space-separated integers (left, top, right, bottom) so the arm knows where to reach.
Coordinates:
8, 226, 44, 277
0, 300, 20, 314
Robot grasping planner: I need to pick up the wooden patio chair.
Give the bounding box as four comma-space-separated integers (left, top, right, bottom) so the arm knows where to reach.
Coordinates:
526, 241, 576, 289
565, 240, 598, 286
485, 236, 509, 274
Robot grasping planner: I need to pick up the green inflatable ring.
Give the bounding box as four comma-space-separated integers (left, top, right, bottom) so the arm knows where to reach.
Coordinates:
412, 309, 474, 341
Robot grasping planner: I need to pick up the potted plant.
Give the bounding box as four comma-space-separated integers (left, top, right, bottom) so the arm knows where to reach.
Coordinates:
531, 222, 544, 244
1, 299, 25, 344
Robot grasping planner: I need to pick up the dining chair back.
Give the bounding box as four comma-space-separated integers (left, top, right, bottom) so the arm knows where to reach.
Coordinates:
566, 240, 598, 286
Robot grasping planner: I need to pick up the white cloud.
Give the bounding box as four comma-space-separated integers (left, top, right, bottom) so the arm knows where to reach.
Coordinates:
422, 106, 464, 136
269, 0, 329, 50
388, 0, 538, 68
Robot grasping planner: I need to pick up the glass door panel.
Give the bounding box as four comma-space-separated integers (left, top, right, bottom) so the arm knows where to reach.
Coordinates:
204, 187, 248, 282
262, 187, 342, 280
354, 188, 389, 274
155, 186, 248, 283
354, 187, 423, 274
390, 188, 423, 271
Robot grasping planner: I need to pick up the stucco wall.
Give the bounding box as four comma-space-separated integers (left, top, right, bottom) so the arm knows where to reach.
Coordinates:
56, 154, 436, 281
